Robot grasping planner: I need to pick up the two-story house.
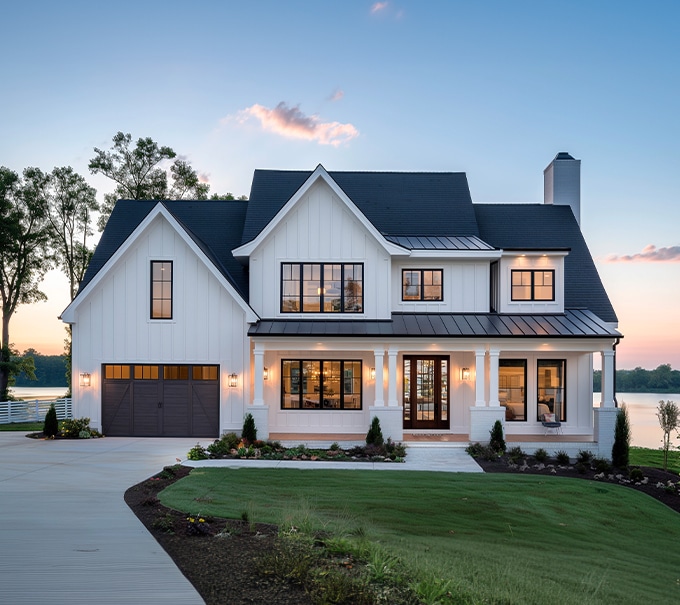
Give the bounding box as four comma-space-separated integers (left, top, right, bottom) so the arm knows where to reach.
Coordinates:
60, 153, 622, 456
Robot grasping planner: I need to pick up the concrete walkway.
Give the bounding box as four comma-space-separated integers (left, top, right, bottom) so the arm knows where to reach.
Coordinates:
0, 434, 481, 605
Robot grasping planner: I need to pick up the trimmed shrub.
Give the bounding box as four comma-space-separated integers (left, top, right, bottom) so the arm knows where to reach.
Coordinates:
489, 420, 506, 453
533, 448, 548, 463
61, 417, 92, 438
187, 443, 208, 460
242, 413, 257, 444
507, 446, 525, 464
43, 403, 59, 438
366, 416, 384, 447
612, 403, 631, 468
555, 450, 570, 465
576, 449, 593, 465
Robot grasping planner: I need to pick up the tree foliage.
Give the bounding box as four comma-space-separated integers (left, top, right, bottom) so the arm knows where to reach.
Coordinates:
593, 364, 680, 393
0, 167, 54, 400
89, 132, 212, 230
656, 400, 679, 471
611, 403, 631, 468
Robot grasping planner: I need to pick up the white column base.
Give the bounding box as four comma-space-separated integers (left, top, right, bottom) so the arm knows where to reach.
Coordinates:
594, 406, 619, 459
369, 406, 404, 442
247, 405, 269, 440
469, 406, 506, 443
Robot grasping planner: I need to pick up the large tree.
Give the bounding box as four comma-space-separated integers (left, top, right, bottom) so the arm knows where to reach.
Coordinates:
89, 132, 211, 230
46, 166, 99, 300
0, 167, 54, 400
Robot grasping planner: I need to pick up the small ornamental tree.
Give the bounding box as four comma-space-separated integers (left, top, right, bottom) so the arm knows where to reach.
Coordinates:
241, 413, 257, 445
489, 420, 506, 453
657, 400, 679, 471
611, 403, 631, 468
43, 403, 59, 438
366, 416, 384, 447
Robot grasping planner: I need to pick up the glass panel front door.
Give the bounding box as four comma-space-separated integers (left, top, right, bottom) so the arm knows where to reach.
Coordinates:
403, 356, 450, 430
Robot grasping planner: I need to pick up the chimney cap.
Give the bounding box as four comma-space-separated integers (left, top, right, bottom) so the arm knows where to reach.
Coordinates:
554, 152, 576, 161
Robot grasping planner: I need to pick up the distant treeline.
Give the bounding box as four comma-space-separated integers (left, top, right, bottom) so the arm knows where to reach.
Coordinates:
594, 364, 680, 393
14, 351, 67, 387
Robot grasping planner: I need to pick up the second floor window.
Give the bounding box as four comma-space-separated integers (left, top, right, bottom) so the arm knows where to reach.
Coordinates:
281, 263, 363, 313
151, 261, 173, 319
402, 269, 443, 301
511, 269, 554, 301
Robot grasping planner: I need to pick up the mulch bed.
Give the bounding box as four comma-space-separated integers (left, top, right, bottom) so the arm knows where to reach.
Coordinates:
125, 457, 680, 605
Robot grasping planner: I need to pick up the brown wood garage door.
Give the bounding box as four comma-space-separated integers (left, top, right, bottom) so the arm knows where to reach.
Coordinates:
101, 364, 219, 437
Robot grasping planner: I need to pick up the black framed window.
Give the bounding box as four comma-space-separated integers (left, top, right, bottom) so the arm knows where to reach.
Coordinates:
281, 360, 362, 409
511, 269, 554, 301
151, 261, 173, 319
281, 263, 363, 313
402, 269, 443, 301
499, 360, 526, 421
537, 359, 566, 422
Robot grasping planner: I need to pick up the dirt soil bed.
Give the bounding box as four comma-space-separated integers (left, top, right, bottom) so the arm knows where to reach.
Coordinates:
125, 458, 680, 605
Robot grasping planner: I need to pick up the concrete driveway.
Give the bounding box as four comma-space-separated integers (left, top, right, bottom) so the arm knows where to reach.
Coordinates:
0, 433, 205, 604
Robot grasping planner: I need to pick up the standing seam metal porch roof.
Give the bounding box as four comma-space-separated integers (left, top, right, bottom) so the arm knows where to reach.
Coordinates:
248, 309, 621, 339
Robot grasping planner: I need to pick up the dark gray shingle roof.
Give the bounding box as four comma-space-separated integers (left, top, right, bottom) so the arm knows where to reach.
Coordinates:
79, 200, 249, 301
241, 169, 479, 244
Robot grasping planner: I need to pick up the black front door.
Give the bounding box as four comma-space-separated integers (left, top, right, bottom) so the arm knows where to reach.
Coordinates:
403, 356, 449, 430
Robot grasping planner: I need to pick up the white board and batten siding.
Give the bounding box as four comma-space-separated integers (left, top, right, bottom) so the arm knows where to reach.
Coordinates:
69, 214, 250, 433
248, 180, 392, 319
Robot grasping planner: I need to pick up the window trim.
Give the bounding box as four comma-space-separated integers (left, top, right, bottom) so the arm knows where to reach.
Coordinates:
511, 269, 555, 302
280, 359, 362, 410
280, 263, 364, 314
537, 359, 566, 422
150, 260, 173, 320
401, 268, 444, 302
499, 359, 527, 422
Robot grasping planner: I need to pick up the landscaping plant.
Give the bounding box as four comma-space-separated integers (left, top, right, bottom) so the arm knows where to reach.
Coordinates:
366, 416, 384, 447
656, 399, 679, 471
612, 403, 631, 468
42, 403, 59, 438
241, 412, 257, 444
489, 419, 505, 453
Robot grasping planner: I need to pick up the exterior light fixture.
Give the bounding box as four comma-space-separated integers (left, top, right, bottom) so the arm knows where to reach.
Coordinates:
79, 372, 91, 387
461, 367, 471, 381
228, 373, 238, 388
263, 367, 269, 380
370, 367, 376, 380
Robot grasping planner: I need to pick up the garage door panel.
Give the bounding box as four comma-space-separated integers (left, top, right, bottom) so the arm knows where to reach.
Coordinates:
192, 383, 220, 437
163, 383, 191, 436
133, 382, 161, 436
102, 382, 131, 436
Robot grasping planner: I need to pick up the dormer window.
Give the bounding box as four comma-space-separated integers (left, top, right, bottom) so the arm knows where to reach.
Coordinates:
281, 263, 363, 313
511, 269, 554, 301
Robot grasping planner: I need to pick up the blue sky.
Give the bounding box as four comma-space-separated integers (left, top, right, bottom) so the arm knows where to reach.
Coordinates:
2, 1, 679, 369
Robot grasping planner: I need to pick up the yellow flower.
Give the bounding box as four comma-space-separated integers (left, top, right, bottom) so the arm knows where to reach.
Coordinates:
199, 518, 205, 523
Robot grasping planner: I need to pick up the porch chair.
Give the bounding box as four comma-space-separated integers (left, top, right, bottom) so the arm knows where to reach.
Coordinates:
540, 401, 562, 435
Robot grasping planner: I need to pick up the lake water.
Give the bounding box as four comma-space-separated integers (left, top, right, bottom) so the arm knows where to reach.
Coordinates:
594, 392, 680, 449
7, 387, 678, 449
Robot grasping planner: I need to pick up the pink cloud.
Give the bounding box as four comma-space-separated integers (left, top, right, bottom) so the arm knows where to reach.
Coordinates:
371, 2, 389, 13
605, 244, 680, 262
329, 89, 344, 102
237, 102, 359, 147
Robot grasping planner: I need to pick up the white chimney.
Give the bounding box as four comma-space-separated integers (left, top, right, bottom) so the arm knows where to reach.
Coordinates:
544, 152, 581, 225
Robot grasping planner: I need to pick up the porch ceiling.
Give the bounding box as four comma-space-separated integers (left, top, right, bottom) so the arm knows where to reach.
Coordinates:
248, 309, 621, 339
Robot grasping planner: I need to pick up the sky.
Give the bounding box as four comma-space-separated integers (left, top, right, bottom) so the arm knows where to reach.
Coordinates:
2, 0, 679, 370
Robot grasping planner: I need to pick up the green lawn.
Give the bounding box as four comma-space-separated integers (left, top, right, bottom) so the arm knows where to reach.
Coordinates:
630, 446, 680, 473
0, 421, 43, 432
161, 468, 680, 605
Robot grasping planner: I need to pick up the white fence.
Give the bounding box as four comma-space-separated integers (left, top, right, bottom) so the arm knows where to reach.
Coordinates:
0, 398, 73, 424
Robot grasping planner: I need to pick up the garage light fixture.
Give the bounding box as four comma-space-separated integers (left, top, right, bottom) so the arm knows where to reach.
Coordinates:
80, 372, 91, 387
460, 367, 471, 381
228, 373, 239, 388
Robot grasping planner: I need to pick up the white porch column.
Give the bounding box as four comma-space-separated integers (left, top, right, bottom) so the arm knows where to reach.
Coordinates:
249, 342, 269, 438
600, 349, 615, 408
253, 345, 265, 406
489, 348, 500, 407
387, 346, 399, 406
373, 348, 385, 406
474, 349, 486, 407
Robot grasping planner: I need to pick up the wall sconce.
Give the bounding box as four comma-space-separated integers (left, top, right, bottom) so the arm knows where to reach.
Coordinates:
370, 367, 376, 380
263, 367, 269, 380
228, 373, 238, 388
460, 367, 471, 381
79, 372, 91, 387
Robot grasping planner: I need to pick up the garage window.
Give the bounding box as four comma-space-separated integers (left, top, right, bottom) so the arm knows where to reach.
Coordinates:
134, 365, 159, 380
193, 366, 218, 380
164, 365, 189, 380
104, 364, 130, 379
